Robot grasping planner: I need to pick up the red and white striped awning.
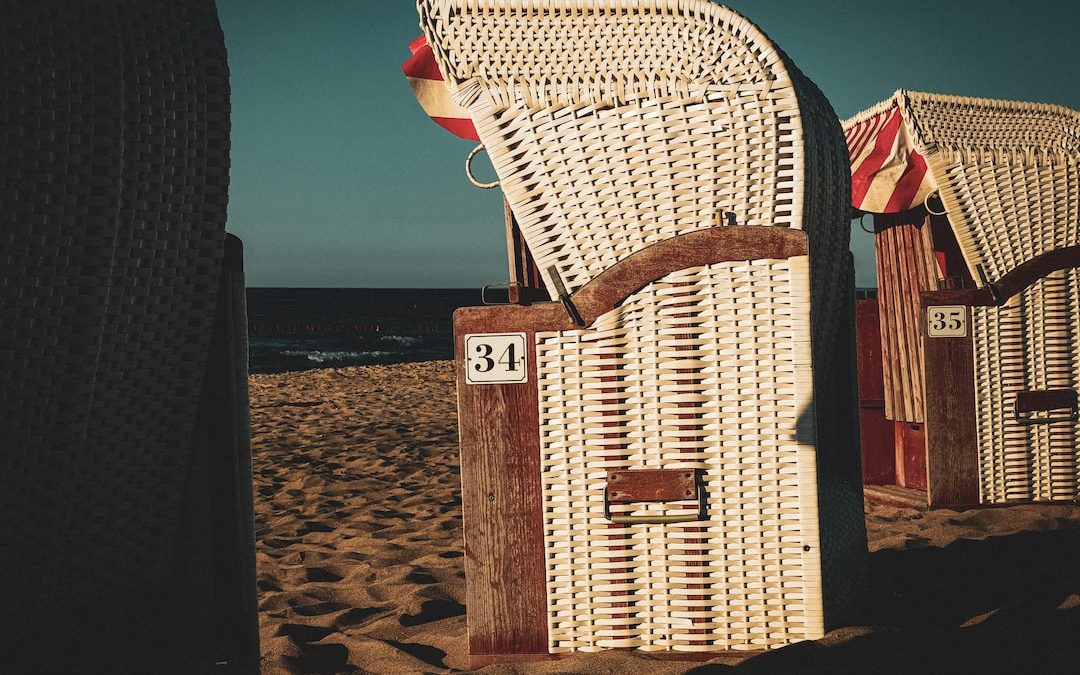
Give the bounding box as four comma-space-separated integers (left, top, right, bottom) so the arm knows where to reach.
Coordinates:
844, 103, 935, 214
402, 35, 479, 141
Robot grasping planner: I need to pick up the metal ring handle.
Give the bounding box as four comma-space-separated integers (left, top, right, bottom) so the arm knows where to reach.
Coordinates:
858, 212, 874, 235
924, 191, 947, 216
466, 144, 499, 189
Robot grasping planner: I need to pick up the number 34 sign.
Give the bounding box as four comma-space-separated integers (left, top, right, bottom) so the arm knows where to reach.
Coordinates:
464, 333, 528, 384
926, 305, 968, 338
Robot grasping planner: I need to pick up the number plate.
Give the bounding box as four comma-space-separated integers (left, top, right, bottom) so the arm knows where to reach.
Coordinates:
926, 305, 968, 338
464, 333, 528, 384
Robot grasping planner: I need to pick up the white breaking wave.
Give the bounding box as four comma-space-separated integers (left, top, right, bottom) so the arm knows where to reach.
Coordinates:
379, 334, 422, 347
281, 350, 393, 363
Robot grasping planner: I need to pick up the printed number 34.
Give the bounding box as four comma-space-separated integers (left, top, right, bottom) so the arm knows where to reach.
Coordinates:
474, 342, 520, 373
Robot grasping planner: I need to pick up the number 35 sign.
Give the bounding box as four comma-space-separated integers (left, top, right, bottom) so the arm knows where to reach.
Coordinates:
926, 305, 968, 338
464, 333, 528, 384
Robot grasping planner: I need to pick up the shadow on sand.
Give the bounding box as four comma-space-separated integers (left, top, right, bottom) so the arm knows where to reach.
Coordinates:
690, 526, 1080, 675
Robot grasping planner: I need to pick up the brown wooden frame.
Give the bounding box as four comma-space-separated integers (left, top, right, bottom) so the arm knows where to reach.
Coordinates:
454, 226, 807, 666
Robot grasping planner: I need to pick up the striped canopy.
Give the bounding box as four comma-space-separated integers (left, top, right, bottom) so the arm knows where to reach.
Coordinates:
402, 35, 479, 141
844, 100, 936, 214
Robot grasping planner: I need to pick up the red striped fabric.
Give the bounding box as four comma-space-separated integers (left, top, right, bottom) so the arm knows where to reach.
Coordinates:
845, 104, 934, 214
402, 35, 479, 141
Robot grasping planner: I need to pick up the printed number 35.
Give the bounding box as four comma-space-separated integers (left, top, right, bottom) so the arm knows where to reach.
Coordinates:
930, 308, 963, 331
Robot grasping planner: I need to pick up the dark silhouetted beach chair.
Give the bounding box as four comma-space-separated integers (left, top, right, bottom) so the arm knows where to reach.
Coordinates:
0, 2, 257, 672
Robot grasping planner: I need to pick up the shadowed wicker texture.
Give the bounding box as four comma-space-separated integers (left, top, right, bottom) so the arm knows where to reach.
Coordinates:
0, 0, 230, 623
421, 0, 865, 652
846, 91, 1080, 503
973, 272, 1080, 502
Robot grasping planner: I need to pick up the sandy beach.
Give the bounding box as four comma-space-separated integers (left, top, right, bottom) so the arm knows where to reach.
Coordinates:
251, 361, 1080, 674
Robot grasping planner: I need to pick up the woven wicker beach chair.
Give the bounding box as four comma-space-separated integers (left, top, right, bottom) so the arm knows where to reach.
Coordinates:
0, 2, 256, 671
844, 90, 1080, 506
419, 0, 867, 663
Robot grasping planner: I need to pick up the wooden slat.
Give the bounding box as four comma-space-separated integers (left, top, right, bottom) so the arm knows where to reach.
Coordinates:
1014, 389, 1079, 415
504, 199, 523, 305
455, 226, 810, 335
874, 227, 899, 421
873, 213, 941, 425
921, 294, 980, 507
862, 484, 928, 510
455, 316, 549, 657
504, 198, 548, 304
993, 245, 1080, 303
571, 227, 808, 325
898, 224, 923, 421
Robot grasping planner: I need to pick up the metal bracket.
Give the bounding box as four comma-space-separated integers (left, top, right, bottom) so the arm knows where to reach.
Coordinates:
975, 264, 1004, 305
480, 281, 520, 306
545, 265, 585, 327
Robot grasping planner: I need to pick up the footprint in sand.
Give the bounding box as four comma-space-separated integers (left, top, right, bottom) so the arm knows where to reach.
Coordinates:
334, 606, 391, 628
399, 599, 465, 627
294, 601, 350, 617
275, 623, 337, 643
284, 641, 356, 675
383, 640, 448, 670
405, 569, 437, 585
299, 520, 336, 534
305, 567, 344, 583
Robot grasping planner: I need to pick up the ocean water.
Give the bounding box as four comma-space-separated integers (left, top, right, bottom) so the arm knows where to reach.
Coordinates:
246, 288, 483, 373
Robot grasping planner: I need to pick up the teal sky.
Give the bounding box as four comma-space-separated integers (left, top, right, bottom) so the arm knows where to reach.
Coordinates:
217, 1, 1080, 288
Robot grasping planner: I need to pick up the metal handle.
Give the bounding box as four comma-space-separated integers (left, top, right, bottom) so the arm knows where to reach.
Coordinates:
1013, 389, 1079, 426
603, 471, 707, 525
480, 280, 519, 305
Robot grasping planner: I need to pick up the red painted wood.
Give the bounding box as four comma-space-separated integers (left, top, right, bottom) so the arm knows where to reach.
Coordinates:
855, 298, 895, 485
894, 421, 927, 491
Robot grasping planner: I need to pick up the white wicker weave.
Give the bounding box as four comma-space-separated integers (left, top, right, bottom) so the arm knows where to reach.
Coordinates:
536, 257, 824, 651
424, 0, 865, 653
844, 91, 1080, 503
